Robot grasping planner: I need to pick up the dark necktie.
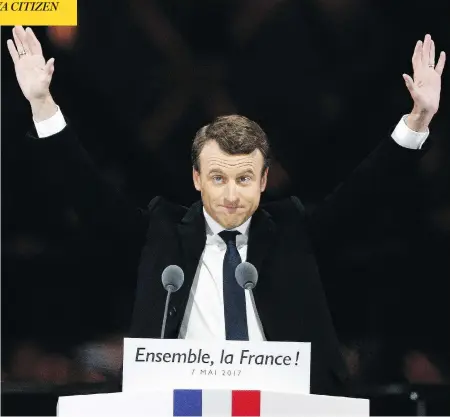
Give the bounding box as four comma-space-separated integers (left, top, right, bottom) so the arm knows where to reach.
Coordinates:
219, 230, 249, 340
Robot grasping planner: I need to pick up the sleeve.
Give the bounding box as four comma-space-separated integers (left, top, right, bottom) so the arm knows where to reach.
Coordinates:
306, 118, 432, 253
391, 115, 429, 150
24, 121, 151, 252
34, 106, 67, 138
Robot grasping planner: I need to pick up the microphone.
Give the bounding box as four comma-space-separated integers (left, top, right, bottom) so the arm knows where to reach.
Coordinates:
235, 262, 258, 291
160, 265, 184, 338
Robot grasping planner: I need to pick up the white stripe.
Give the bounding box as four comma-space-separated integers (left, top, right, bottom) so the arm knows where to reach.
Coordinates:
202, 389, 232, 416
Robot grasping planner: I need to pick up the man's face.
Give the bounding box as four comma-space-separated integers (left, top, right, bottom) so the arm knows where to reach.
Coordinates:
193, 141, 268, 229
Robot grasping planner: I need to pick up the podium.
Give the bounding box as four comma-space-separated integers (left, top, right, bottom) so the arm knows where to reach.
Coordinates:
57, 389, 369, 416
57, 338, 369, 416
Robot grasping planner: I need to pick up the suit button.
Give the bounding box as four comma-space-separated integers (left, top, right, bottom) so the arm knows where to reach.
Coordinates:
169, 306, 177, 317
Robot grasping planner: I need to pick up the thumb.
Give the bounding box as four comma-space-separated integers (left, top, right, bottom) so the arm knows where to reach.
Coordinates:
45, 58, 55, 75
402, 73, 415, 95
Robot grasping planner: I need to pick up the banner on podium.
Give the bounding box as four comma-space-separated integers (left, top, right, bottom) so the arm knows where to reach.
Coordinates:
123, 338, 311, 394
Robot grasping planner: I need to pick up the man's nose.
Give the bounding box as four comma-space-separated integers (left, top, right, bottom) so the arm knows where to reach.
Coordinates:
224, 183, 238, 202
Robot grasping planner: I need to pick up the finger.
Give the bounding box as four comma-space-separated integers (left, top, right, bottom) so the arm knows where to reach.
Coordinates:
12, 27, 25, 54
7, 39, 20, 64
402, 73, 416, 97
45, 58, 55, 76
412, 40, 422, 70
14, 25, 31, 54
435, 51, 446, 76
430, 40, 435, 66
26, 27, 43, 55
422, 34, 431, 66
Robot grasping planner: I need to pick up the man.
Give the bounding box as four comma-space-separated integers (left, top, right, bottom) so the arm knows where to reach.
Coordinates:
6, 26, 445, 395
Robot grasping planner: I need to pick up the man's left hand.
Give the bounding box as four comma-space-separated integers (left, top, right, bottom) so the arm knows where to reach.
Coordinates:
403, 34, 446, 132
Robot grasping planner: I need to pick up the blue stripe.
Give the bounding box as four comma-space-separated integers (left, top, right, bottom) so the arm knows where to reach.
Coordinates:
173, 389, 202, 416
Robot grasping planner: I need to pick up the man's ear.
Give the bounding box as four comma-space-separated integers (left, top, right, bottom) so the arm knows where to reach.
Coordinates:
193, 167, 201, 191
260, 168, 268, 192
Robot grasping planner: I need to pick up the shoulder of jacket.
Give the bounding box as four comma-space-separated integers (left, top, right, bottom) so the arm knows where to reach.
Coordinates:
261, 196, 306, 218
146, 196, 188, 221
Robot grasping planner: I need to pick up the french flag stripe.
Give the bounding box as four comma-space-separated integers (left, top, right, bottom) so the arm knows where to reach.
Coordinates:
232, 390, 261, 416
202, 389, 232, 415
173, 389, 202, 416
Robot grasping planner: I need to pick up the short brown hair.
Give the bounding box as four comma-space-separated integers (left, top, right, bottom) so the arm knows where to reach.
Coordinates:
191, 115, 271, 173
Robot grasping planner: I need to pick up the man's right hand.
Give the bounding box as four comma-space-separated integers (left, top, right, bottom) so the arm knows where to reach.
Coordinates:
7, 26, 58, 122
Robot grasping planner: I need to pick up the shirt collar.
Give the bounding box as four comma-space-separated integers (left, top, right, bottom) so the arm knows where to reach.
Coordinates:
203, 207, 251, 237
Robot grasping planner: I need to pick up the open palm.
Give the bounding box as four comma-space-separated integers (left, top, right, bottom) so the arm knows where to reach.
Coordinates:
7, 26, 55, 102
403, 34, 446, 115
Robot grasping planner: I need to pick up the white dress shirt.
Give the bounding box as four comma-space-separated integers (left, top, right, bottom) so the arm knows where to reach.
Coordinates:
33, 107, 430, 340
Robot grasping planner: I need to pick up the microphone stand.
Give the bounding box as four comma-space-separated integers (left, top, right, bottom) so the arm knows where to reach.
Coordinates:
161, 285, 174, 339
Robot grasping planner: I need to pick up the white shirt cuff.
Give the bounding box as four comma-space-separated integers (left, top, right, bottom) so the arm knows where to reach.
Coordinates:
391, 115, 429, 150
34, 106, 67, 138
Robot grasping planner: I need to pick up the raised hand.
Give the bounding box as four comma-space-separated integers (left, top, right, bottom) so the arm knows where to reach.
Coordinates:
403, 34, 446, 130
7, 26, 58, 121
7, 26, 55, 102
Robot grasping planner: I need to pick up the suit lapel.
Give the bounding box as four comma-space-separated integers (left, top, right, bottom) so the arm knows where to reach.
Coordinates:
247, 206, 277, 339
174, 200, 206, 312
247, 207, 276, 273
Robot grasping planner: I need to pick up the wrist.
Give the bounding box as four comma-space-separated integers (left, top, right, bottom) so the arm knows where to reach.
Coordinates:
30, 95, 58, 123
405, 108, 434, 132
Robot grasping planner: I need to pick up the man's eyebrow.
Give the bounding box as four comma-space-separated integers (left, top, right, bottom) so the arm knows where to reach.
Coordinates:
208, 168, 226, 175
238, 168, 255, 175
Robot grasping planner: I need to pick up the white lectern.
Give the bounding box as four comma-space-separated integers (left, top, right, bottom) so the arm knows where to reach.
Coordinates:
57, 338, 369, 416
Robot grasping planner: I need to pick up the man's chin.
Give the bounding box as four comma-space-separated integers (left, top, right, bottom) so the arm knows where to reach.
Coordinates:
218, 215, 247, 230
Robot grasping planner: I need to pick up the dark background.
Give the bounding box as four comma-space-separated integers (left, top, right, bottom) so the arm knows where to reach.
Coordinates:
1, 0, 450, 415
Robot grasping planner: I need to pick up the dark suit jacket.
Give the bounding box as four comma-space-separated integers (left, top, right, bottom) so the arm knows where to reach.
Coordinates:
25, 122, 430, 395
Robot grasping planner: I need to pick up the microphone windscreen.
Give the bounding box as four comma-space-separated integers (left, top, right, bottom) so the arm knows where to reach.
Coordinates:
235, 262, 258, 290
161, 265, 184, 292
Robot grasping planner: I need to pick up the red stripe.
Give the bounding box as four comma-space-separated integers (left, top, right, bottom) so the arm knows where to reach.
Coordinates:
231, 390, 261, 416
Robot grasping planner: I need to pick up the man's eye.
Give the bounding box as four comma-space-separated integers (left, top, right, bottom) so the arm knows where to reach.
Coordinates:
212, 176, 223, 183
239, 176, 251, 183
